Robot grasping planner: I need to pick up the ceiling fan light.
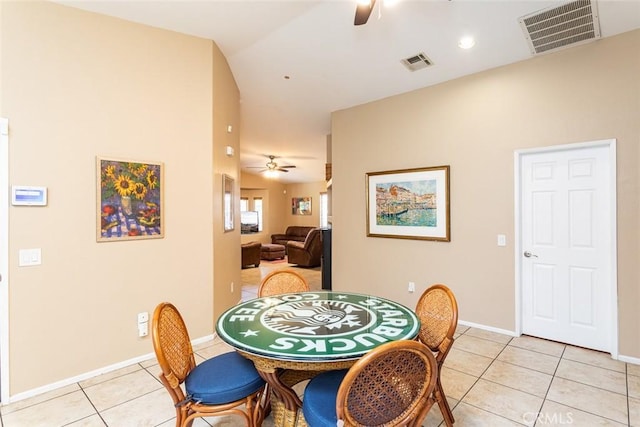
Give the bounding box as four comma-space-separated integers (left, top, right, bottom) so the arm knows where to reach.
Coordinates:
264, 170, 278, 178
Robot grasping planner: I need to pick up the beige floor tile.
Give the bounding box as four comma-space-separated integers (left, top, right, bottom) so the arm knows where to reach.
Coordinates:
455, 324, 470, 335
83, 369, 163, 412
629, 363, 640, 377
67, 414, 108, 426
562, 345, 626, 373
629, 372, 640, 399
546, 377, 628, 424
79, 364, 143, 388
422, 397, 459, 427
464, 327, 513, 344
497, 345, 560, 375
454, 400, 533, 426
462, 379, 543, 426
481, 360, 553, 398
196, 340, 236, 359
2, 390, 96, 427
555, 358, 627, 395
509, 335, 565, 357
0, 383, 81, 415
444, 347, 493, 377
453, 334, 506, 359
140, 358, 159, 369
540, 400, 627, 426
157, 417, 214, 426
100, 388, 177, 427
630, 396, 640, 427
441, 366, 478, 401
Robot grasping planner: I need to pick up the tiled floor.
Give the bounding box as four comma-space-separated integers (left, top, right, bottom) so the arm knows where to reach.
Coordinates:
1, 263, 638, 426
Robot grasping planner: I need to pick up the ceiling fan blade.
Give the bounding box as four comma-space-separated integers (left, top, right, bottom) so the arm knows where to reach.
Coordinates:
354, 0, 376, 26
279, 165, 296, 169
276, 168, 290, 173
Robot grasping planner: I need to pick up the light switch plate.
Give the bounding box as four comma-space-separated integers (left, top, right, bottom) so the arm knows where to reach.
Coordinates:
497, 234, 506, 246
19, 248, 41, 266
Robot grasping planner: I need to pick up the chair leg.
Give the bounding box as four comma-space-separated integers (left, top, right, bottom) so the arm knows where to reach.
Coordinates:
435, 379, 455, 426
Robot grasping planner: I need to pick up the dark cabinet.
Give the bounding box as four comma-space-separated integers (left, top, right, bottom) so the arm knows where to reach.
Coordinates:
321, 228, 332, 290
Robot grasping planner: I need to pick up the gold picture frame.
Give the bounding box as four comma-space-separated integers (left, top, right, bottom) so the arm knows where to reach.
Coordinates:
97, 157, 164, 242
366, 165, 450, 241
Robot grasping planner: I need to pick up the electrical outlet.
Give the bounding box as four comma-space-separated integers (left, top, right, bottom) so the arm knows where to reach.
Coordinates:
408, 282, 415, 293
137, 312, 149, 323
138, 322, 148, 337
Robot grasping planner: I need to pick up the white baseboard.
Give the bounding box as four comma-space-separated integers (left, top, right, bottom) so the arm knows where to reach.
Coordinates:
618, 354, 640, 366
6, 334, 215, 405
457, 319, 518, 337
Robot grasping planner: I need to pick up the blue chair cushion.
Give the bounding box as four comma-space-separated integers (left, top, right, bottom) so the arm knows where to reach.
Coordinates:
302, 369, 348, 427
185, 351, 265, 405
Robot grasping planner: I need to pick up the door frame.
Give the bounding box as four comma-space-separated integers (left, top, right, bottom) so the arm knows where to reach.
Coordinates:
514, 139, 618, 357
1, 117, 9, 402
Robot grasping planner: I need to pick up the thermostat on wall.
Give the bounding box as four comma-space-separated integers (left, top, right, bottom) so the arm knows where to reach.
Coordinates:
12, 186, 47, 206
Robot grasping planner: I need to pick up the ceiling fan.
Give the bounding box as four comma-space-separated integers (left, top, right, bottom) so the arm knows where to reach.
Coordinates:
354, 0, 377, 25
247, 155, 296, 174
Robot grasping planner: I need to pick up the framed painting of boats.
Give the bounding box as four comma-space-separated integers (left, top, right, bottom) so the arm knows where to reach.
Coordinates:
366, 165, 450, 241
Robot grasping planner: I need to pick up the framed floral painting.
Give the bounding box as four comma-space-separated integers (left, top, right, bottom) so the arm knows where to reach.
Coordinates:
97, 157, 164, 242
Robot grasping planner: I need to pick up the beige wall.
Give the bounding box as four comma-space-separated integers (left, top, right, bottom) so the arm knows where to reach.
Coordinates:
0, 1, 238, 396
332, 30, 640, 359
211, 42, 242, 321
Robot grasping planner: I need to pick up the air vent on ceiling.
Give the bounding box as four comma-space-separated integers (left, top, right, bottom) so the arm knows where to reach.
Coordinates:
519, 0, 601, 55
401, 53, 433, 72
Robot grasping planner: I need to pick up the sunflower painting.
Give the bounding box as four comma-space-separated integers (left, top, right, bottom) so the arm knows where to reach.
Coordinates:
97, 157, 164, 242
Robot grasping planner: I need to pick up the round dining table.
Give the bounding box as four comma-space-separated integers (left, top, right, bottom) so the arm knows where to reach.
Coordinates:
216, 291, 420, 427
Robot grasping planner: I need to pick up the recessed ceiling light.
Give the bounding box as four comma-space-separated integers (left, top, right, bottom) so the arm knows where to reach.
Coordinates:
458, 36, 475, 49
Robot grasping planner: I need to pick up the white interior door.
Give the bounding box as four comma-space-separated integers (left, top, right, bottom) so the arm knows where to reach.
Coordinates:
519, 140, 616, 353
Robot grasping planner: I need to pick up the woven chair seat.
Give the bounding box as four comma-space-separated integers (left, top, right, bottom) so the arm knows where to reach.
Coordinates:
185, 352, 265, 405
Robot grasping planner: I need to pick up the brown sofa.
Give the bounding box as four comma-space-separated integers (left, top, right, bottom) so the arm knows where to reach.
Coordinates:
287, 228, 322, 268
241, 241, 261, 268
271, 226, 315, 246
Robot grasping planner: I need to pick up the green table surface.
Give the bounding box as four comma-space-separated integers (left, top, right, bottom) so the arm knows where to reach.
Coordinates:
216, 291, 420, 361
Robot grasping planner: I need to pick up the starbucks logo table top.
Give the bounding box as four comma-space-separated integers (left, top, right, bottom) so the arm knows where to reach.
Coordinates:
216, 291, 420, 361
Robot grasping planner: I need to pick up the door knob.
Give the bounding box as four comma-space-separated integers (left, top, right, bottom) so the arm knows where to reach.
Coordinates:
523, 251, 538, 258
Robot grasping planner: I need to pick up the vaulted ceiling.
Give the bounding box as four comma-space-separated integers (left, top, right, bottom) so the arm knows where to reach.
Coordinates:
58, 0, 640, 182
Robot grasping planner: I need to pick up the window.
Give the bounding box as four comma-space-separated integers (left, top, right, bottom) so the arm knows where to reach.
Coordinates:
320, 192, 328, 228
240, 197, 249, 212
254, 198, 263, 231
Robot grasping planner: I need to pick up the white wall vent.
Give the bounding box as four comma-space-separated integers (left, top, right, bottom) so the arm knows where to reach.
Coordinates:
401, 53, 433, 72
519, 0, 601, 55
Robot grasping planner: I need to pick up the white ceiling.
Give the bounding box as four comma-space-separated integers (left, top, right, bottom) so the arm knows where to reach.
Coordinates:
58, 0, 640, 183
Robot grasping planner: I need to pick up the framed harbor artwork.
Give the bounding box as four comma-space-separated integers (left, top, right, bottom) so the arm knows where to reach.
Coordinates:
97, 157, 164, 242
366, 165, 450, 241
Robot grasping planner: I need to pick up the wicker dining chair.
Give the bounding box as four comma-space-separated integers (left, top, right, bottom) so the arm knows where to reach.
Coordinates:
258, 269, 310, 297
151, 302, 268, 427
415, 284, 459, 426
302, 340, 438, 427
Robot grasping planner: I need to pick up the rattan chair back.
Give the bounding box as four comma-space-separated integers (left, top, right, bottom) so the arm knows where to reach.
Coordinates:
152, 302, 196, 391
415, 284, 458, 355
414, 284, 459, 427
336, 340, 437, 427
258, 269, 310, 297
